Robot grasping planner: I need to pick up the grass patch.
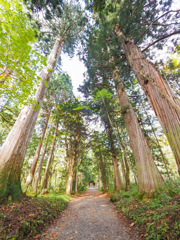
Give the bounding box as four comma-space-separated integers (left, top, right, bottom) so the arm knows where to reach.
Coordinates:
0, 192, 71, 240
110, 180, 180, 240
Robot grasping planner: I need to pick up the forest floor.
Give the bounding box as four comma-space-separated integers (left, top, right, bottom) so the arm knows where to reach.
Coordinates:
39, 188, 139, 240
0, 193, 71, 240
110, 183, 180, 240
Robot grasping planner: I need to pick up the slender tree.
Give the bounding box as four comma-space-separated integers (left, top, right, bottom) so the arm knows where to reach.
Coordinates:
41, 121, 59, 193
33, 119, 53, 193
107, 124, 122, 191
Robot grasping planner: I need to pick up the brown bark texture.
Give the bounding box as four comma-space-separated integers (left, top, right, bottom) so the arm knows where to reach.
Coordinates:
115, 27, 180, 175
66, 135, 79, 195
124, 41, 180, 174
0, 37, 64, 201
41, 121, 59, 191
114, 69, 164, 193
33, 121, 53, 193
108, 126, 122, 191
25, 108, 52, 190
98, 166, 102, 189
75, 160, 79, 194
99, 146, 107, 192
66, 153, 75, 195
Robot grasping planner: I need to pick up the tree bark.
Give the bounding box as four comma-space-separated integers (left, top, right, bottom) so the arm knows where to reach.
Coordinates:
0, 37, 64, 201
66, 135, 79, 195
75, 161, 79, 194
41, 121, 58, 192
24, 108, 52, 191
114, 69, 164, 193
123, 153, 130, 191
98, 165, 102, 189
33, 118, 53, 193
107, 125, 122, 191
116, 126, 130, 191
119, 149, 126, 185
98, 146, 107, 192
66, 152, 75, 195
115, 26, 180, 175
54, 171, 57, 192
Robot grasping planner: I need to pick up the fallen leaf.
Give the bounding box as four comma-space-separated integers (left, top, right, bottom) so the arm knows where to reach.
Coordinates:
29, 213, 35, 217
130, 222, 135, 226
33, 234, 41, 239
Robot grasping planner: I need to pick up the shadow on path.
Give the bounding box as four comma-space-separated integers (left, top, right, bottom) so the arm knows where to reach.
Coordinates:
40, 189, 139, 240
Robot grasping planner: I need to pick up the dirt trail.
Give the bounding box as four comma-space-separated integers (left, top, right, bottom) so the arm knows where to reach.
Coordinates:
40, 188, 139, 240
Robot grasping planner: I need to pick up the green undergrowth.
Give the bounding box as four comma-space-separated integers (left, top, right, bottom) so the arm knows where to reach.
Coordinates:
110, 180, 180, 240
71, 186, 88, 195
0, 192, 71, 240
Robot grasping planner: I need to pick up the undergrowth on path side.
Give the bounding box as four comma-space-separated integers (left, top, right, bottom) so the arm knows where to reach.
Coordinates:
0, 192, 71, 240
110, 180, 180, 240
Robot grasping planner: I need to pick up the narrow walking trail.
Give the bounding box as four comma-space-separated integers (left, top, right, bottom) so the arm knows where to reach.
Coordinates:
41, 188, 139, 240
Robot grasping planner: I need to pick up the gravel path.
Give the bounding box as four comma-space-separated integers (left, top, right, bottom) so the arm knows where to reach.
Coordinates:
41, 188, 139, 240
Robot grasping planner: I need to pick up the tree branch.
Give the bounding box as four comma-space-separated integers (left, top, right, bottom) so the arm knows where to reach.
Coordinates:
142, 31, 180, 52
135, 10, 180, 44
95, 83, 115, 88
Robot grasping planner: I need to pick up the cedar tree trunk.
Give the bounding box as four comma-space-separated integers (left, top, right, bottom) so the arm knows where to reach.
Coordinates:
41, 121, 58, 192
115, 26, 180, 175
108, 125, 122, 191
25, 108, 52, 191
99, 146, 107, 192
114, 70, 164, 193
66, 153, 75, 195
0, 37, 64, 201
75, 162, 79, 194
33, 120, 53, 193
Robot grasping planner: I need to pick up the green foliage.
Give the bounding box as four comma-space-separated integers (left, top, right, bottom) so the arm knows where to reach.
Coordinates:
94, 88, 112, 100
110, 195, 118, 202
114, 182, 180, 240
0, 193, 70, 240
0, 0, 46, 105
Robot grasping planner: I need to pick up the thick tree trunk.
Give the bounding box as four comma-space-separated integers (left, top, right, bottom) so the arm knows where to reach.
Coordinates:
66, 153, 75, 195
142, 107, 171, 179
33, 119, 53, 193
41, 121, 58, 192
25, 108, 52, 191
108, 126, 122, 191
0, 37, 64, 201
115, 27, 180, 175
114, 70, 164, 193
